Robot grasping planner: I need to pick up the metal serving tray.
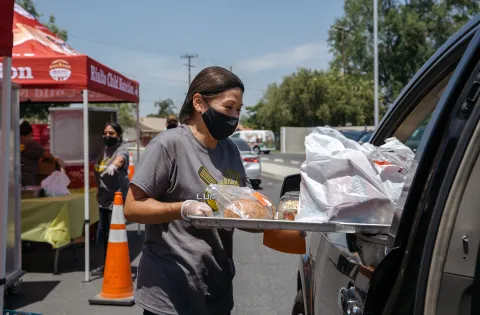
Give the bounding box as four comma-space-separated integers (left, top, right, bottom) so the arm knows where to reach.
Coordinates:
187, 216, 390, 234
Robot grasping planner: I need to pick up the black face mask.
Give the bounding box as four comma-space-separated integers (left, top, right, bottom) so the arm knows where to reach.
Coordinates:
202, 106, 239, 140
103, 136, 119, 147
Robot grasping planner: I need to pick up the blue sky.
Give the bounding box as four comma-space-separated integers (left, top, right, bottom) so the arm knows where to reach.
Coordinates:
35, 0, 344, 116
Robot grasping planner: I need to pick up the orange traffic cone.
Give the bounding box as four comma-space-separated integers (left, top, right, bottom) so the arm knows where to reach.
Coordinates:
89, 192, 134, 306
128, 152, 135, 181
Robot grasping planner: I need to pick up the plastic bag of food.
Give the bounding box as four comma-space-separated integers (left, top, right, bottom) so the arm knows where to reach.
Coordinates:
205, 184, 276, 219
41, 170, 71, 197
297, 127, 415, 224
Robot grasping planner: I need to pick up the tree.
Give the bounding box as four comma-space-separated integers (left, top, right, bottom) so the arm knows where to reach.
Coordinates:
20, 103, 66, 122
92, 103, 137, 129
16, 0, 70, 121
327, 0, 477, 102
15, 0, 68, 41
243, 68, 382, 132
148, 98, 177, 118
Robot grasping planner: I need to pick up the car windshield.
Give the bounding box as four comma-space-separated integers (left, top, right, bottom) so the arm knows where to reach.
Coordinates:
232, 138, 252, 152
340, 130, 363, 141
359, 132, 372, 143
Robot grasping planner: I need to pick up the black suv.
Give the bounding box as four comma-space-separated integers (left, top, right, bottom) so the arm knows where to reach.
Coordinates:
285, 14, 480, 315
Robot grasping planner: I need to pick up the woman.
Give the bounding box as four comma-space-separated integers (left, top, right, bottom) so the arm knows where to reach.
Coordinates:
94, 122, 129, 260
20, 120, 64, 186
125, 67, 250, 315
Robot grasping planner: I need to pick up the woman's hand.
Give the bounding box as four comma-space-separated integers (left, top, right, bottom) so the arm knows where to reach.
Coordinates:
181, 200, 213, 220
100, 164, 118, 177
55, 157, 66, 169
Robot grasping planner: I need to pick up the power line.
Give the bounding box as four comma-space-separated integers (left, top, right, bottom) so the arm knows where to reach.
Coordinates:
181, 54, 198, 85
65, 34, 264, 92
120, 73, 265, 93
68, 33, 184, 57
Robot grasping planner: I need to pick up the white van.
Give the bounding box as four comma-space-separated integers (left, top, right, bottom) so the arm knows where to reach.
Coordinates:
230, 130, 276, 155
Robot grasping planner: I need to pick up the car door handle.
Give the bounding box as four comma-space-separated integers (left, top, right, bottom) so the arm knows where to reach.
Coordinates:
338, 286, 362, 315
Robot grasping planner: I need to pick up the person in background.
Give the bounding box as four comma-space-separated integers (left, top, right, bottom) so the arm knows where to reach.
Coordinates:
20, 120, 64, 186
93, 122, 130, 266
166, 115, 178, 130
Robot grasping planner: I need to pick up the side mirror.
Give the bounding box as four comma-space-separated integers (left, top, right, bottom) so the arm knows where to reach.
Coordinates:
280, 173, 301, 198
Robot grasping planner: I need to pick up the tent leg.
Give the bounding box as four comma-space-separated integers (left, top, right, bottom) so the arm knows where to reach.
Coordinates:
0, 57, 12, 311
83, 89, 90, 283
135, 103, 142, 236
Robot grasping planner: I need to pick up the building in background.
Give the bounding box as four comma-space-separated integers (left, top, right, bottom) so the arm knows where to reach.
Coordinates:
124, 117, 166, 147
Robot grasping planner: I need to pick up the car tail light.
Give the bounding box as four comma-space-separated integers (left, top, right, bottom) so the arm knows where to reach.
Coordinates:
244, 157, 258, 163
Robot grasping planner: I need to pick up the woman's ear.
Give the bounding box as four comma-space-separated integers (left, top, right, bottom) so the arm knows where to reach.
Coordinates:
192, 93, 205, 114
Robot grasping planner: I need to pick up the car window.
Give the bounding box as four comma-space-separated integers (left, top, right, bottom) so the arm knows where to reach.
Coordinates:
359, 132, 372, 143
231, 133, 240, 138
379, 28, 476, 244
341, 131, 360, 141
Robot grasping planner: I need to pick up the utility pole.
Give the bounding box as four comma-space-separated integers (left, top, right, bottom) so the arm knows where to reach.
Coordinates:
373, 0, 379, 127
229, 65, 233, 72
181, 54, 198, 85
334, 26, 351, 75
341, 30, 345, 75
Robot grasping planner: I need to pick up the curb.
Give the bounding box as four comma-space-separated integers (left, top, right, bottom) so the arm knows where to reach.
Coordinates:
261, 171, 300, 182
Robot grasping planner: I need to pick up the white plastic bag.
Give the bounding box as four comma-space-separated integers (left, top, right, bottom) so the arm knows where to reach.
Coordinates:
41, 170, 71, 197
297, 127, 415, 224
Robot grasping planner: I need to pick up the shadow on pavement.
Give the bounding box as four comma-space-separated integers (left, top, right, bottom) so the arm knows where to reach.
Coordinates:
21, 231, 144, 275
3, 280, 60, 310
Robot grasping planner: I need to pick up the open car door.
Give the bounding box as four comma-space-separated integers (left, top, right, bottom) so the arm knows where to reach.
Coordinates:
370, 19, 480, 315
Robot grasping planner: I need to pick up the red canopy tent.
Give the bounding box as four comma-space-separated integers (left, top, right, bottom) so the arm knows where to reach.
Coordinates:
3, 4, 139, 103
0, 0, 15, 308
0, 0, 14, 57
1, 4, 141, 282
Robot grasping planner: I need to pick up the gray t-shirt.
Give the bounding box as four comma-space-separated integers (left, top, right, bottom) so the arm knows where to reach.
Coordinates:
21, 138, 46, 186
131, 125, 247, 315
94, 143, 129, 209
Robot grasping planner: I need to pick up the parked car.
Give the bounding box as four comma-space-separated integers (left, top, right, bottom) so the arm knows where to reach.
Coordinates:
286, 15, 480, 315
231, 137, 262, 189
357, 131, 373, 144
231, 130, 276, 155
339, 130, 370, 142
405, 123, 427, 152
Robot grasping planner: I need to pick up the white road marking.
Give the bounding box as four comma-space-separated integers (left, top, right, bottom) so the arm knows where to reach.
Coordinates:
291, 160, 301, 165
260, 157, 269, 161
274, 158, 284, 163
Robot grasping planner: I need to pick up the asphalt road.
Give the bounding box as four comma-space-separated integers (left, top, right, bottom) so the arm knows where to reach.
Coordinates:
231, 177, 298, 315
259, 153, 305, 168
6, 176, 299, 315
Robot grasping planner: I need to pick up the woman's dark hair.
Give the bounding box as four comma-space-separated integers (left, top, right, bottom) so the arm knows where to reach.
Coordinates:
179, 66, 244, 124
104, 122, 123, 141
20, 120, 33, 136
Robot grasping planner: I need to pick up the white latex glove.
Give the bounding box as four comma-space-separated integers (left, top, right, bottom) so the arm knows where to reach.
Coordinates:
100, 164, 118, 177
181, 200, 213, 221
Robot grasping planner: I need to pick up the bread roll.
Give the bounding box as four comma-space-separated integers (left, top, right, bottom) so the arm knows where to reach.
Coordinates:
224, 198, 276, 219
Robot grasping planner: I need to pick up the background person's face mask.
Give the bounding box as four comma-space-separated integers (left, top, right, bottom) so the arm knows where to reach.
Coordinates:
202, 98, 239, 140
103, 136, 119, 147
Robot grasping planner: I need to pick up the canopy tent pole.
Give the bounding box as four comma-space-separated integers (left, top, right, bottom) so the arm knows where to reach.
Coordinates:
0, 57, 13, 311
83, 89, 90, 282
136, 103, 141, 236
